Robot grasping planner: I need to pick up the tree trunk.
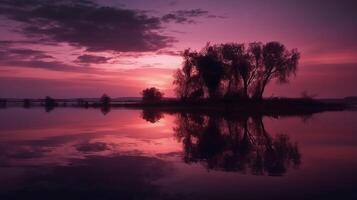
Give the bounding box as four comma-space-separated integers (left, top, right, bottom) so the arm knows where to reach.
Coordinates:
259, 84, 266, 99
243, 80, 248, 99
258, 74, 270, 99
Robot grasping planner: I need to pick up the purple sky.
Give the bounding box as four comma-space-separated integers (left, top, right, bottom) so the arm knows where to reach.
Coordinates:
0, 0, 356, 98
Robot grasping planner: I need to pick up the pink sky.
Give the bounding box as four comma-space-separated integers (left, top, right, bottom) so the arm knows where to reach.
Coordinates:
0, 0, 356, 98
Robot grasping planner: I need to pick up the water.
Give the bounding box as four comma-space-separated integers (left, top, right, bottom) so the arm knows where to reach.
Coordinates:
0, 108, 356, 199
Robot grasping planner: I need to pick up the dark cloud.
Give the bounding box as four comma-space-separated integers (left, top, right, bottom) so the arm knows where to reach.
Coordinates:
156, 49, 182, 56
0, 47, 53, 60
0, 46, 105, 73
161, 9, 211, 24
75, 54, 111, 64
207, 14, 226, 19
76, 142, 110, 153
0, 0, 175, 52
0, 47, 83, 72
9, 147, 51, 159
0, 0, 219, 74
168, 0, 179, 6
3, 60, 88, 72
0, 143, 52, 163
0, 46, 81, 72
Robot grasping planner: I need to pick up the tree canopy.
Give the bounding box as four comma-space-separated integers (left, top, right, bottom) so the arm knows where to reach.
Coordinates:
141, 87, 164, 102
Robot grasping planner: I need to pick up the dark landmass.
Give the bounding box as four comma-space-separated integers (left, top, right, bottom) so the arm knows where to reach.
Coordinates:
0, 97, 351, 117
126, 98, 349, 117
319, 96, 357, 105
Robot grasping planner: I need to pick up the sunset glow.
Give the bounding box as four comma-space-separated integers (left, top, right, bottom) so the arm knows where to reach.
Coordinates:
0, 0, 356, 98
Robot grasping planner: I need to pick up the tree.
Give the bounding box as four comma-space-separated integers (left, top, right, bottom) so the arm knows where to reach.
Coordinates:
253, 42, 300, 99
220, 43, 243, 96
221, 43, 256, 99
141, 87, 164, 102
0, 98, 7, 107
44, 96, 57, 112
100, 94, 111, 106
173, 50, 204, 101
174, 45, 224, 100
195, 45, 225, 99
23, 99, 31, 108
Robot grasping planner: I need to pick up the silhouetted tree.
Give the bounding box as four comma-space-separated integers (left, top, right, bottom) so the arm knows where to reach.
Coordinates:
173, 50, 204, 101
220, 43, 242, 97
76, 98, 89, 108
175, 45, 225, 99
44, 96, 57, 112
100, 94, 111, 106
141, 87, 164, 102
0, 98, 7, 108
253, 42, 300, 99
221, 43, 254, 98
195, 45, 225, 98
23, 99, 31, 108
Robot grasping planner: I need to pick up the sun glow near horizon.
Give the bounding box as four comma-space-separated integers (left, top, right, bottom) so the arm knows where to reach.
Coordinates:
0, 0, 356, 98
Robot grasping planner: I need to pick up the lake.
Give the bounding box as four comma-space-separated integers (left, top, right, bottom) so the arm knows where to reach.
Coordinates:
0, 107, 356, 200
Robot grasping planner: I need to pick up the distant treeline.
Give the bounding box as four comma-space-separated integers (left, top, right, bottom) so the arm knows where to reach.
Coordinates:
0, 95, 141, 112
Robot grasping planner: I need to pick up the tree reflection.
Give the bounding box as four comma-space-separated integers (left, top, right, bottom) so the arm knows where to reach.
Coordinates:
173, 113, 301, 176
101, 105, 111, 115
141, 109, 164, 123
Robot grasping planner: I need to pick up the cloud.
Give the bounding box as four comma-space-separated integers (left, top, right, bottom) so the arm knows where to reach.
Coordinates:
75, 54, 111, 64
167, 0, 180, 6
0, 46, 90, 72
155, 49, 182, 56
3, 60, 87, 72
0, 44, 115, 73
161, 9, 210, 24
0, 0, 175, 52
8, 146, 51, 159
75, 142, 110, 153
0, 0, 220, 90
0, 47, 53, 60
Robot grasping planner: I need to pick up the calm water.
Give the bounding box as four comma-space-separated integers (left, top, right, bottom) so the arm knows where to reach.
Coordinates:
0, 108, 356, 200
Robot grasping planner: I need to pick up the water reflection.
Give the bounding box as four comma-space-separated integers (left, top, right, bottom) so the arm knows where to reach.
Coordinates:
138, 109, 301, 175
141, 109, 164, 123
173, 113, 300, 176
1, 108, 357, 199
101, 105, 111, 115
0, 155, 174, 200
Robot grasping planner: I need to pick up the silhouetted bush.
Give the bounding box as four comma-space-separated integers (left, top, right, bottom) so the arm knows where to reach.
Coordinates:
0, 99, 7, 107
141, 87, 164, 102
77, 98, 85, 106
100, 94, 111, 106
23, 99, 31, 108
44, 96, 57, 112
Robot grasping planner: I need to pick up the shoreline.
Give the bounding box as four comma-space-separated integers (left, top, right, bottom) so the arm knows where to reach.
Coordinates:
0, 98, 350, 117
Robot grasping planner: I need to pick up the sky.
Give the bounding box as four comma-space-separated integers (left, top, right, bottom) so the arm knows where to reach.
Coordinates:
0, 0, 356, 98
